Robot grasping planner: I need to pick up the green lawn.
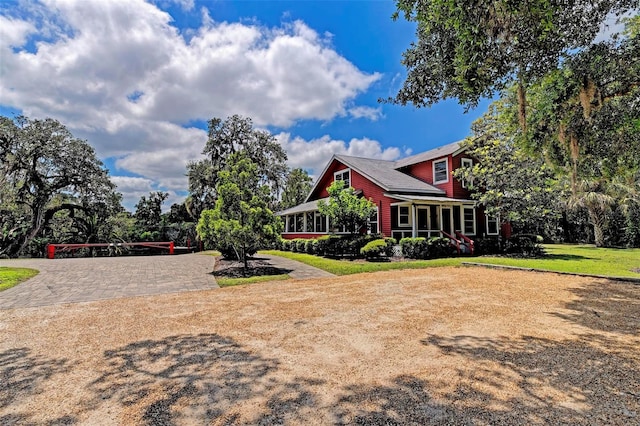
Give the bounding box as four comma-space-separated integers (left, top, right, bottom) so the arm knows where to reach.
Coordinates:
217, 274, 290, 287
261, 244, 640, 279
0, 267, 39, 291
471, 244, 640, 278
259, 250, 463, 275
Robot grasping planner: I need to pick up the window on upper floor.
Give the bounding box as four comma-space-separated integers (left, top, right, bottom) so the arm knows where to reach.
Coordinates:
460, 158, 473, 188
433, 158, 449, 184
334, 168, 350, 189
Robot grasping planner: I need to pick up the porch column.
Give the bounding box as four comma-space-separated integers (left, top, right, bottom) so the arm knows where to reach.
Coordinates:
439, 205, 443, 232
411, 204, 417, 238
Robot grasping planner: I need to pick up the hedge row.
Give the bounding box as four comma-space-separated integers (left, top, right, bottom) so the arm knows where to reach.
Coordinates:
274, 234, 396, 259
399, 237, 455, 259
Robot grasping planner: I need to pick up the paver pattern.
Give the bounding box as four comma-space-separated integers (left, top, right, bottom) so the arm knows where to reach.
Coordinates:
0, 254, 218, 309
257, 254, 335, 279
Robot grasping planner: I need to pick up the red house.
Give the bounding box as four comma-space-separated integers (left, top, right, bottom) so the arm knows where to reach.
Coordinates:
278, 141, 500, 246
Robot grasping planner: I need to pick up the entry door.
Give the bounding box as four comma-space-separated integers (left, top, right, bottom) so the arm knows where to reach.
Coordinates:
417, 208, 429, 230
442, 207, 452, 234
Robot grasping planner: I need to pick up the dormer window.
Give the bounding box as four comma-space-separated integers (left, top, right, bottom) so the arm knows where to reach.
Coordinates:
334, 168, 351, 188
433, 158, 449, 184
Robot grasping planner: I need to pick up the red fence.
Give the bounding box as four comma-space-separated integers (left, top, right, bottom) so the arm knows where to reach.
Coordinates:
46, 242, 174, 259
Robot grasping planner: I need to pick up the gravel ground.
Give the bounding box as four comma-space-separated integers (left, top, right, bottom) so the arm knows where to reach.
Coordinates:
1, 267, 639, 425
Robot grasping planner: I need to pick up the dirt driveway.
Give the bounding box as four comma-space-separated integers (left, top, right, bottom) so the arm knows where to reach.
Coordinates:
1, 267, 638, 425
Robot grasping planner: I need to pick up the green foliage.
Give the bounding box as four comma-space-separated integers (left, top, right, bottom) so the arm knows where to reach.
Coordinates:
281, 168, 313, 210
0, 267, 39, 292
453, 100, 561, 231
392, 0, 634, 110
134, 191, 169, 240
0, 115, 122, 257
196, 153, 282, 269
400, 237, 456, 259
317, 180, 377, 234
360, 238, 396, 260
187, 115, 288, 217
400, 237, 428, 259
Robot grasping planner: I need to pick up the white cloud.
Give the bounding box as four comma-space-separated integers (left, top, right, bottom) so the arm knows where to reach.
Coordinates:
348, 106, 384, 121
0, 0, 381, 205
276, 133, 408, 180
111, 176, 185, 211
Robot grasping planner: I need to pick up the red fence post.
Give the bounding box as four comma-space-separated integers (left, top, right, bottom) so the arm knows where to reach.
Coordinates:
47, 244, 56, 259
169, 242, 174, 255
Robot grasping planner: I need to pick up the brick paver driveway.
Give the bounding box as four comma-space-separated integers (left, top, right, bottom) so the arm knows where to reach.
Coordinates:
0, 254, 218, 309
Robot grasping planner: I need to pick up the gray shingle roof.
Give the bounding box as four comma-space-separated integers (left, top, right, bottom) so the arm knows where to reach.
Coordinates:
334, 155, 445, 195
394, 141, 464, 169
276, 198, 325, 216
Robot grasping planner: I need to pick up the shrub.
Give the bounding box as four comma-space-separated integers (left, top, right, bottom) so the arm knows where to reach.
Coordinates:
427, 237, 455, 258
281, 239, 292, 251
473, 237, 502, 255
505, 235, 545, 257
304, 239, 316, 254
400, 237, 428, 259
360, 239, 389, 259
315, 235, 331, 256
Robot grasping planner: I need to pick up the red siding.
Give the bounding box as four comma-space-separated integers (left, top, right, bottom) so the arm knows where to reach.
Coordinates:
451, 154, 474, 199
350, 169, 394, 236
282, 233, 324, 240
309, 160, 349, 200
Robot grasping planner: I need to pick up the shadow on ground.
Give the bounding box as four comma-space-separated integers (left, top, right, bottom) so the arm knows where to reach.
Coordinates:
0, 347, 73, 425
551, 280, 640, 335
213, 256, 293, 279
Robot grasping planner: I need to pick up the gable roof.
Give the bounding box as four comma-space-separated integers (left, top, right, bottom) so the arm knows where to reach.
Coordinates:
393, 140, 465, 169
305, 154, 445, 202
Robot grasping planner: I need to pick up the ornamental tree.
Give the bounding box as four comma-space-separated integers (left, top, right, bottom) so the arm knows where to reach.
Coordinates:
317, 180, 376, 235
196, 153, 281, 270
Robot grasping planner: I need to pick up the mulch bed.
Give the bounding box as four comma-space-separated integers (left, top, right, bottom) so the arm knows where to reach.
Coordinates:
213, 256, 292, 278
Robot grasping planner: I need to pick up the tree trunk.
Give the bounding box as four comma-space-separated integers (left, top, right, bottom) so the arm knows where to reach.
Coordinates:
589, 208, 606, 247
517, 79, 527, 133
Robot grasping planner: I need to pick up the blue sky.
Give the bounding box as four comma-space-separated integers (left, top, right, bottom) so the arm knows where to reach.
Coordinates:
0, 0, 490, 209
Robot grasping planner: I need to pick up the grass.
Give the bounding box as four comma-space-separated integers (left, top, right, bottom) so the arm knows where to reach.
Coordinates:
259, 250, 463, 275
0, 267, 39, 291
261, 244, 640, 279
470, 244, 640, 278
200, 250, 221, 257
217, 274, 290, 287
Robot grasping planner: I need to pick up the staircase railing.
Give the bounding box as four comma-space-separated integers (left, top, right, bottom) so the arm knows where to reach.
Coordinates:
440, 231, 461, 255
455, 231, 475, 255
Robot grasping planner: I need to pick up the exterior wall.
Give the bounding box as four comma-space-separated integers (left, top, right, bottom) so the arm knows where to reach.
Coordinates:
282, 233, 324, 240
400, 153, 475, 199
309, 161, 349, 200
451, 154, 474, 199
349, 169, 395, 237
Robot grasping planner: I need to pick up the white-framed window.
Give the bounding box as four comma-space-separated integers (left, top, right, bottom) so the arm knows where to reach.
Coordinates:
315, 212, 327, 233
305, 212, 314, 232
460, 158, 473, 188
334, 168, 351, 188
486, 215, 499, 235
433, 158, 449, 184
368, 208, 379, 234
399, 205, 410, 226
286, 215, 295, 232
463, 206, 476, 235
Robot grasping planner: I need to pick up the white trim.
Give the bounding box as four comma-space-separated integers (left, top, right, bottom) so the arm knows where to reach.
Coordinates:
398, 204, 411, 226
486, 215, 499, 235
433, 157, 449, 184
460, 158, 473, 189
334, 168, 351, 188
462, 206, 476, 235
